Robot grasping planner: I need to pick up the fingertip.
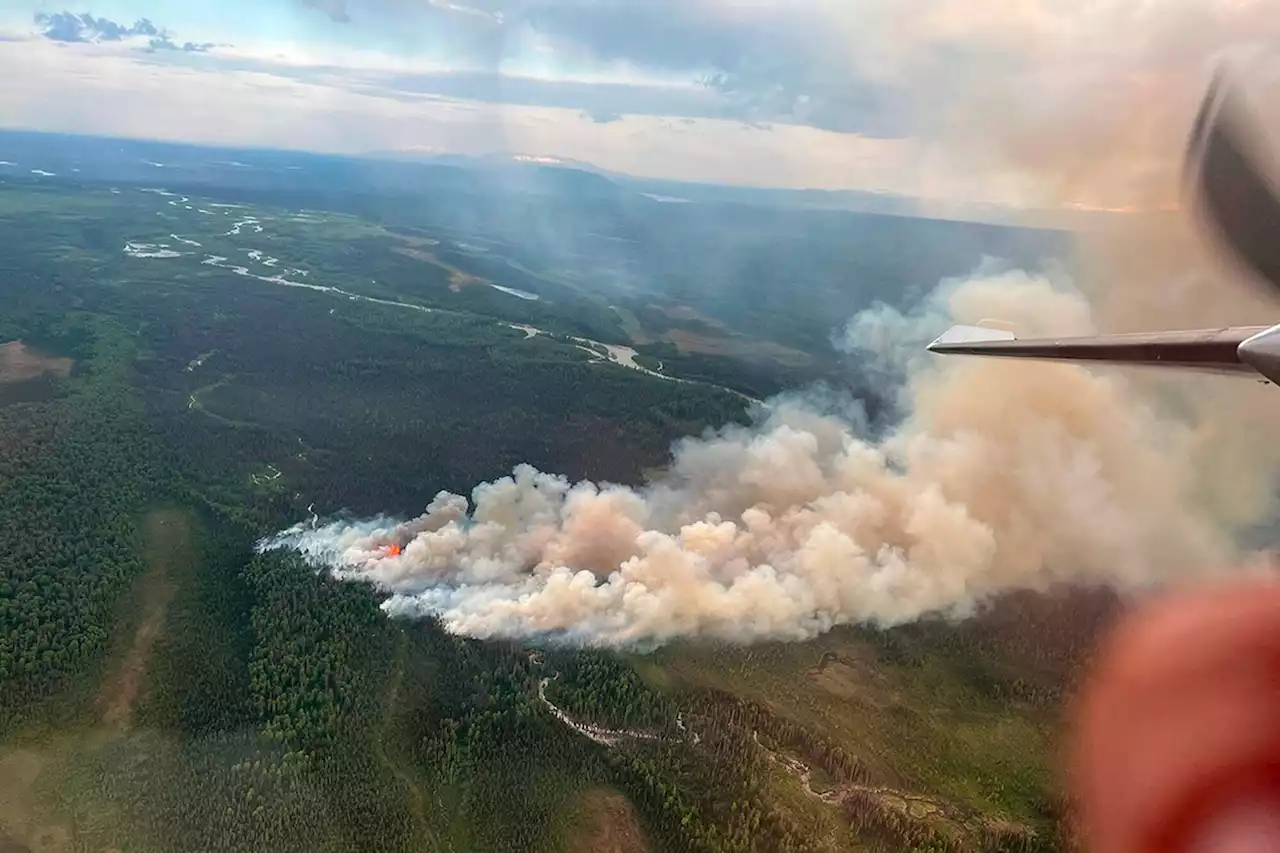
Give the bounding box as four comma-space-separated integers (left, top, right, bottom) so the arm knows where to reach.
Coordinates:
1185, 789, 1280, 853
1071, 581, 1280, 853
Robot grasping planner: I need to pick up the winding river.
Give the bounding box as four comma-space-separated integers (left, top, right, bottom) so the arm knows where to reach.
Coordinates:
125, 190, 760, 404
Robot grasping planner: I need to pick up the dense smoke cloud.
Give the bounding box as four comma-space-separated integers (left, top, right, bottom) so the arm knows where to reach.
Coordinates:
261, 270, 1277, 647
893, 0, 1280, 209
261, 0, 1280, 646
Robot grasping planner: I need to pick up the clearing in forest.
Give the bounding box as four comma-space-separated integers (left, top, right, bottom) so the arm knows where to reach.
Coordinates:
0, 749, 71, 853
0, 343, 72, 384
378, 634, 432, 841
389, 242, 487, 292
98, 509, 191, 730
665, 328, 812, 367
566, 789, 650, 853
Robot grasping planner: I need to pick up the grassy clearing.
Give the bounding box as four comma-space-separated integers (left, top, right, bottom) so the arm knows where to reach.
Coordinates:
0, 343, 73, 385
0, 746, 75, 853
0, 187, 125, 216
564, 789, 651, 853
97, 510, 189, 731
645, 627, 1058, 826
665, 328, 813, 368
759, 761, 863, 853
375, 632, 436, 848
0, 508, 197, 853
389, 244, 488, 292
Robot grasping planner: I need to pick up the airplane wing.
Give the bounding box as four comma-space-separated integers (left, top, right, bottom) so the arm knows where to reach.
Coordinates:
927, 324, 1273, 375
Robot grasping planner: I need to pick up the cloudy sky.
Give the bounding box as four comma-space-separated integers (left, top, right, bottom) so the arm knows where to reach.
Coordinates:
0, 0, 1274, 202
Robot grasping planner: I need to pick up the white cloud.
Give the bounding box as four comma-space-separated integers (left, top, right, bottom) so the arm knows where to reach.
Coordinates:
0, 36, 918, 192
5, 0, 1277, 205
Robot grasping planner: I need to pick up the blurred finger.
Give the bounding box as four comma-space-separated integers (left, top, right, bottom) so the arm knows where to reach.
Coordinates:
1073, 582, 1280, 853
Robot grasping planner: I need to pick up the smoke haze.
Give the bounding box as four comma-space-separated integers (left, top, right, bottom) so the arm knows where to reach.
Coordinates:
260, 268, 1276, 647
260, 2, 1280, 647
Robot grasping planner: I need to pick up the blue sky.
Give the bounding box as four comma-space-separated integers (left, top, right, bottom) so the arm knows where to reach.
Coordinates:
0, 0, 1271, 202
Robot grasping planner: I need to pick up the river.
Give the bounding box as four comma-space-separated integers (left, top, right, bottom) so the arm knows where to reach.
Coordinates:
125, 189, 760, 404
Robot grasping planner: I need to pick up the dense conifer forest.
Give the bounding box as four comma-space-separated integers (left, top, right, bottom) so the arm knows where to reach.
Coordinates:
0, 158, 1090, 853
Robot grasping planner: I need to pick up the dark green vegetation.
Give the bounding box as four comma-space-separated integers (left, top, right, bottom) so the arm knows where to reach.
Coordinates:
0, 142, 1101, 853
544, 651, 676, 730
0, 130, 1070, 403
0, 315, 155, 724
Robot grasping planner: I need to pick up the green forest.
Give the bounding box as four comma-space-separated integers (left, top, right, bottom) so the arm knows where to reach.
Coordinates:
0, 173, 1097, 853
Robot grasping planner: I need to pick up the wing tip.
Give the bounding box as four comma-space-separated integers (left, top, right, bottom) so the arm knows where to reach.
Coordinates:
928, 324, 1018, 353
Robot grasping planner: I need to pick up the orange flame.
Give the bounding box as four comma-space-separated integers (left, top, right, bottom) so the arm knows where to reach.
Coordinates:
387, 544, 402, 557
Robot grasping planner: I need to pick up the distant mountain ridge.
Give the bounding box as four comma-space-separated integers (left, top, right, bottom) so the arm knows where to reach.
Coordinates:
0, 128, 1125, 229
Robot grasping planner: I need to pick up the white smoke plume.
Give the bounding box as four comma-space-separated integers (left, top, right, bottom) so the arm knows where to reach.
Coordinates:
256, 3, 1280, 647
259, 267, 1278, 647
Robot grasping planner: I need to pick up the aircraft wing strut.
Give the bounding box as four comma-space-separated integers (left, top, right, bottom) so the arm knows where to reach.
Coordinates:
926, 325, 1272, 375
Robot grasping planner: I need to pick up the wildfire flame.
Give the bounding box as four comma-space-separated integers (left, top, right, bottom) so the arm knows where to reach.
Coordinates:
386, 544, 402, 557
